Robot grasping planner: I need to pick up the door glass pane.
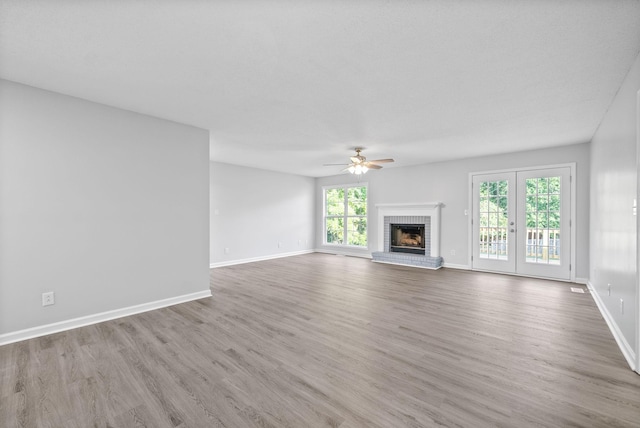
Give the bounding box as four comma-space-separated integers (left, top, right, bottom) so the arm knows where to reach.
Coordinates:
525, 177, 561, 265
479, 180, 508, 260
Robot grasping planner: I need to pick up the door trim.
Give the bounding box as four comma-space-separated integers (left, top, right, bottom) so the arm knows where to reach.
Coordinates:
468, 163, 577, 282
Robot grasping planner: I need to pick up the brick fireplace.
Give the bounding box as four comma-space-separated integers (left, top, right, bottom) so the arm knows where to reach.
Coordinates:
371, 203, 443, 269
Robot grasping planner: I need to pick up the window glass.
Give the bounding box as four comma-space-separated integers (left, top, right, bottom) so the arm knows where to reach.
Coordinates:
324, 185, 367, 247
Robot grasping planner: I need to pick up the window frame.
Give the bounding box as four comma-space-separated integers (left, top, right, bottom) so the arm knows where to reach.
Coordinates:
323, 183, 368, 248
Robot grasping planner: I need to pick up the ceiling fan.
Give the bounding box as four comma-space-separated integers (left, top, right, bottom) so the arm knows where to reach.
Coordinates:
324, 148, 394, 175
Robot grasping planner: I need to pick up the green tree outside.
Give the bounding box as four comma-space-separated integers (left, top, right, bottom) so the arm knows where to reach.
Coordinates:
478, 177, 561, 261
325, 186, 367, 247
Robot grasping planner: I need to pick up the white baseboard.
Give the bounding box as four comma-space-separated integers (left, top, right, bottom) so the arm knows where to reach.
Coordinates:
210, 249, 315, 268
587, 281, 636, 370
442, 263, 470, 270
0, 289, 212, 347
575, 277, 589, 285
314, 248, 373, 259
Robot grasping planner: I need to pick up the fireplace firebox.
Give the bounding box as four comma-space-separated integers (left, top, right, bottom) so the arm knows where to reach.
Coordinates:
390, 224, 425, 255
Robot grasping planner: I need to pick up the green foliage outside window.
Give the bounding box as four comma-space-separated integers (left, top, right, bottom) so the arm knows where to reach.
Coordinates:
325, 186, 367, 247
525, 177, 560, 229
478, 176, 561, 263
479, 180, 508, 228
478, 177, 560, 229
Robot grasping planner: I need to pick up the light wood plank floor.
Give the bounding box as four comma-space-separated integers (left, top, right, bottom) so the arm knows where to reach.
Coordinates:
1, 253, 640, 427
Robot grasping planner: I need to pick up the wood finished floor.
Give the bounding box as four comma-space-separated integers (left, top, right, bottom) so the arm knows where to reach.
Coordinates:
1, 253, 640, 427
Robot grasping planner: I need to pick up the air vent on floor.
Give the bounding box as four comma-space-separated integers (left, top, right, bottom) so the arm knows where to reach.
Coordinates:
570, 287, 586, 293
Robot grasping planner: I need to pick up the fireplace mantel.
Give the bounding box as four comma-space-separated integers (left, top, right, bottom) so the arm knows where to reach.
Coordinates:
375, 202, 442, 257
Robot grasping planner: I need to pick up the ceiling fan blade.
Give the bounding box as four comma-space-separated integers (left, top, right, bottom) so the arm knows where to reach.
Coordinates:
323, 163, 349, 166
365, 163, 383, 169
368, 158, 394, 164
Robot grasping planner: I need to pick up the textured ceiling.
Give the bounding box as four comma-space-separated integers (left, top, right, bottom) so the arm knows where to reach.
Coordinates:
1, 1, 640, 177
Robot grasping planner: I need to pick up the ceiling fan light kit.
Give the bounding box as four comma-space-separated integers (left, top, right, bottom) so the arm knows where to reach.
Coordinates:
326, 148, 394, 175
348, 164, 368, 175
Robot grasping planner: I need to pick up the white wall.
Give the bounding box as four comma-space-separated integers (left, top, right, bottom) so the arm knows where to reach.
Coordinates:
0, 80, 210, 341
210, 162, 315, 266
589, 52, 640, 369
316, 143, 590, 280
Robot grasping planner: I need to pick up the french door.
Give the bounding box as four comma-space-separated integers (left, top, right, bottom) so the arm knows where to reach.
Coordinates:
472, 167, 572, 280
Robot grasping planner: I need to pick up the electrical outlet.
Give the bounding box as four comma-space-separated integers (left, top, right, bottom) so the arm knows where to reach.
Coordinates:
278, 242, 283, 248
224, 247, 230, 254
607, 283, 611, 296
620, 299, 624, 314
42, 292, 55, 307
450, 249, 456, 256
298, 239, 302, 246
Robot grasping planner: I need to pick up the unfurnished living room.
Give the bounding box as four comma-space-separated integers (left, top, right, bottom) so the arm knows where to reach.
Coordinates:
2, 1, 640, 427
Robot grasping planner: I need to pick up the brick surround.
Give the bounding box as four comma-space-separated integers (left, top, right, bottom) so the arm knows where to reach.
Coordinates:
383, 216, 431, 254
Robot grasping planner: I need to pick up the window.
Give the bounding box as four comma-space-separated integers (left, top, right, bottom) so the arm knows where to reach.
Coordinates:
324, 185, 367, 247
